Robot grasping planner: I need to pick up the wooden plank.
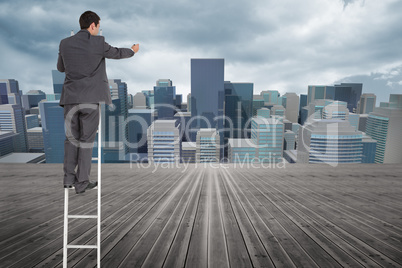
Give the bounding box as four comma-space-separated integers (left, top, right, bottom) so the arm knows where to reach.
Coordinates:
208, 169, 230, 268
117, 170, 196, 267
185, 167, 209, 268
220, 167, 274, 268
141, 169, 202, 267
216, 170, 253, 268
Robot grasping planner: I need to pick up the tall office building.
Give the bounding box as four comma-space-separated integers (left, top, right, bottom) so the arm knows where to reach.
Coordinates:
256, 108, 270, 118
39, 101, 64, 163
357, 93, 376, 114
282, 93, 299, 123
0, 131, 17, 156
308, 83, 362, 112
191, 59, 224, 130
366, 95, 402, 163
52, 70, 65, 95
251, 117, 284, 163
181, 142, 196, 163
196, 128, 220, 163
108, 79, 130, 160
322, 101, 349, 120
27, 127, 44, 153
187, 93, 191, 113
22, 90, 46, 111
142, 90, 154, 108
361, 134, 377, 164
284, 130, 296, 150
25, 114, 40, 129
252, 95, 265, 116
261, 90, 280, 106
297, 119, 363, 164
154, 79, 175, 119
0, 104, 28, 152
127, 108, 157, 156
228, 139, 257, 163
334, 83, 362, 112
224, 81, 253, 140
0, 79, 23, 106
271, 105, 286, 117
147, 120, 181, 163
133, 92, 147, 108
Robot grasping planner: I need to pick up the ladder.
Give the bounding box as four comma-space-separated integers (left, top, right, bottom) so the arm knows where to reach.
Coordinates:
63, 105, 102, 267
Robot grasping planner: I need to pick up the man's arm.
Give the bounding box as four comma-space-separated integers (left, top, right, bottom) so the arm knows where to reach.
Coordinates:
103, 41, 138, 59
57, 52, 65, 72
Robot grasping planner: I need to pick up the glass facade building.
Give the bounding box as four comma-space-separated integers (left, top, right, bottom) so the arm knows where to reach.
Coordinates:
196, 129, 220, 163
224, 81, 253, 140
297, 120, 363, 164
251, 117, 284, 163
39, 101, 64, 163
191, 59, 224, 130
0, 104, 28, 152
147, 120, 181, 163
52, 70, 65, 94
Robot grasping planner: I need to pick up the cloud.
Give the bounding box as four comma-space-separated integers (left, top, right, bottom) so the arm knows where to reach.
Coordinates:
0, 0, 401, 103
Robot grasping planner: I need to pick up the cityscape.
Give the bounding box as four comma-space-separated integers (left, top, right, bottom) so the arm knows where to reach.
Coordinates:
1, 58, 401, 166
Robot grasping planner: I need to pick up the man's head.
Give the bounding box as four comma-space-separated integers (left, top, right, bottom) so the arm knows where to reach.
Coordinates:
79, 11, 100, 36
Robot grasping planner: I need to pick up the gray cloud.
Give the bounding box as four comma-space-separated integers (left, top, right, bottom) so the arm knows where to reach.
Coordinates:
0, 0, 401, 101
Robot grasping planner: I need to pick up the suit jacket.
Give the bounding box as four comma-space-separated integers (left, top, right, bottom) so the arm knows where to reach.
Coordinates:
57, 29, 134, 106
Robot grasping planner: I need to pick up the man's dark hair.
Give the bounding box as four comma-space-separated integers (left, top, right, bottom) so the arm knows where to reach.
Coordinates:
79, 11, 100, 29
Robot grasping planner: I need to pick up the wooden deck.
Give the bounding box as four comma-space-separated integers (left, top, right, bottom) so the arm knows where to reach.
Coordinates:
0, 163, 401, 267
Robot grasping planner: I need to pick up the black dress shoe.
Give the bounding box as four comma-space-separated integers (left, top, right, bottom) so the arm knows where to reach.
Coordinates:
64, 184, 73, 188
76, 181, 98, 194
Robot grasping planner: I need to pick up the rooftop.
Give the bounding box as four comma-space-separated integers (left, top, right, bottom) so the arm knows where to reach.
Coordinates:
1, 163, 401, 267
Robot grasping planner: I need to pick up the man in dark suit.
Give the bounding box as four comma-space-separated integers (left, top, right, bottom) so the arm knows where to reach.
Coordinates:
57, 11, 139, 194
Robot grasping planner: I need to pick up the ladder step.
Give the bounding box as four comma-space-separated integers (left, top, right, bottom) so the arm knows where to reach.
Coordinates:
68, 215, 98, 219
67, 245, 97, 249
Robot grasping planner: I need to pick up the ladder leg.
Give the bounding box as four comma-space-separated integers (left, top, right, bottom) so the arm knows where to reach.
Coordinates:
63, 188, 69, 268
97, 104, 102, 267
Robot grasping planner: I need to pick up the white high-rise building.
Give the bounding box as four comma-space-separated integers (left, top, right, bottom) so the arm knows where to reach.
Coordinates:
0, 104, 28, 152
196, 128, 220, 163
297, 119, 363, 164
357, 93, 376, 114
366, 95, 402, 163
282, 93, 299, 123
147, 120, 181, 163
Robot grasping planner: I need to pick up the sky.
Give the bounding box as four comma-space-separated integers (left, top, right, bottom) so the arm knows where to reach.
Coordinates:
0, 0, 401, 105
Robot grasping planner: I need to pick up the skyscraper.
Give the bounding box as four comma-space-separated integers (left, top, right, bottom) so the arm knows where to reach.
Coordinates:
251, 117, 284, 163
39, 101, 64, 163
196, 128, 220, 163
0, 104, 28, 152
308, 83, 362, 113
22, 90, 46, 111
191, 59, 224, 130
0, 79, 23, 106
357, 93, 376, 114
224, 81, 253, 141
127, 108, 157, 156
154, 79, 175, 119
0, 131, 17, 156
147, 120, 181, 163
366, 95, 402, 163
297, 119, 363, 164
51, 70, 64, 95
282, 92, 300, 123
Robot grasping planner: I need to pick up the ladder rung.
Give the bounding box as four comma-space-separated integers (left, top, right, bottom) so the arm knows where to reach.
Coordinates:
68, 215, 98, 219
67, 245, 97, 249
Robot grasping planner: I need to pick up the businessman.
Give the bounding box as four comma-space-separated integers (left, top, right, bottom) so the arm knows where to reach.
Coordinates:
57, 11, 139, 194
